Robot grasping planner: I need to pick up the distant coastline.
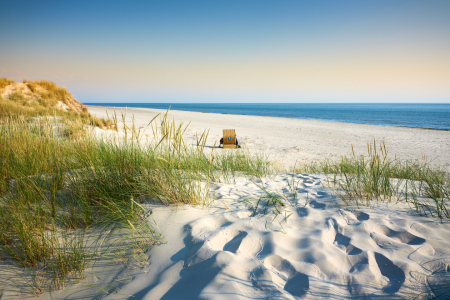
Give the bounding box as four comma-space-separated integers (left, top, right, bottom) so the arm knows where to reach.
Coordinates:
85, 103, 450, 130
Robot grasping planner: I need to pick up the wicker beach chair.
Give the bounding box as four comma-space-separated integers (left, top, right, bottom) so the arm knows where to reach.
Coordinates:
221, 129, 237, 148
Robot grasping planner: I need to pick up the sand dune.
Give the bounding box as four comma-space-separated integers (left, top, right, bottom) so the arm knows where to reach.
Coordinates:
103, 174, 450, 299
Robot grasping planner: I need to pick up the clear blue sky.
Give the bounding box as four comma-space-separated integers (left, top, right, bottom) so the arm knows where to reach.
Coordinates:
1, 0, 449, 103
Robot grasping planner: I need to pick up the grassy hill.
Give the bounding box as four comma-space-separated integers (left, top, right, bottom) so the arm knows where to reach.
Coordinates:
0, 78, 109, 129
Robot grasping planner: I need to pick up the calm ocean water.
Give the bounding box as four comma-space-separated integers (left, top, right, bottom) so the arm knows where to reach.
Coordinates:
86, 103, 450, 130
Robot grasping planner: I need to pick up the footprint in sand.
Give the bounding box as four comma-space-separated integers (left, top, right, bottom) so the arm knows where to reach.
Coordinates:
184, 229, 246, 267
249, 177, 262, 184
375, 225, 425, 245
208, 230, 244, 252
353, 210, 369, 221
184, 214, 243, 266
348, 251, 405, 294
340, 209, 370, 223
333, 233, 362, 255
303, 180, 321, 187
303, 179, 314, 185
284, 273, 310, 297
250, 266, 281, 293
323, 218, 362, 255
374, 252, 406, 294
309, 200, 326, 209
263, 255, 309, 297
296, 206, 309, 217
315, 190, 328, 198
223, 231, 248, 253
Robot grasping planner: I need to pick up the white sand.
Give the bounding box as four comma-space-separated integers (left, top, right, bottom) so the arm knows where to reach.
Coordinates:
92, 105, 449, 299
101, 174, 450, 300
2, 106, 449, 299
87, 105, 450, 171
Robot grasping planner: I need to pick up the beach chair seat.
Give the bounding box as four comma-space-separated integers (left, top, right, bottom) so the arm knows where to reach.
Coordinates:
222, 129, 237, 148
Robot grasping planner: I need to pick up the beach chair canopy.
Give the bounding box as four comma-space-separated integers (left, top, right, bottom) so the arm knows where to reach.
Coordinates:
222, 129, 237, 148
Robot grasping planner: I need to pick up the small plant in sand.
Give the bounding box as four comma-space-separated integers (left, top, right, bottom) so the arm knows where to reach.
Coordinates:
234, 173, 308, 234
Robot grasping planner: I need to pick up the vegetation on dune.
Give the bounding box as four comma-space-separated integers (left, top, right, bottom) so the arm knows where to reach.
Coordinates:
0, 77, 15, 89
294, 141, 450, 299
0, 108, 273, 296
294, 140, 450, 220
0, 78, 111, 131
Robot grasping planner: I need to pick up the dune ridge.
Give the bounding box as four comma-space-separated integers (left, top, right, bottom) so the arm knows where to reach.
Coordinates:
0, 78, 88, 114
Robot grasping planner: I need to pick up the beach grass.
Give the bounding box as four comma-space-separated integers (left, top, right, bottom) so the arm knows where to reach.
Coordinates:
0, 97, 110, 131
294, 139, 450, 220
0, 108, 274, 295
0, 78, 15, 89
0, 78, 112, 131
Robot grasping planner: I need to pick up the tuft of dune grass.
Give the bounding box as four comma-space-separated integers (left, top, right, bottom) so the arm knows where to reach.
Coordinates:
294, 139, 450, 220
0, 77, 15, 89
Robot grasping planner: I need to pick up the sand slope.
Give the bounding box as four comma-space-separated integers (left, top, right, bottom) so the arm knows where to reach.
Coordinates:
104, 174, 450, 299
1, 81, 88, 114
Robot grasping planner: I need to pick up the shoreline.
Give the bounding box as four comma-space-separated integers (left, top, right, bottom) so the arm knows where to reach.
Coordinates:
86, 104, 450, 171
84, 103, 450, 131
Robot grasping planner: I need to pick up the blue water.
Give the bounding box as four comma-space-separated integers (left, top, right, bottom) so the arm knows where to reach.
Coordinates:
85, 103, 450, 130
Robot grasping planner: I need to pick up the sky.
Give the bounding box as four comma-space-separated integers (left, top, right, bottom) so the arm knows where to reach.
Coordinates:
1, 0, 449, 103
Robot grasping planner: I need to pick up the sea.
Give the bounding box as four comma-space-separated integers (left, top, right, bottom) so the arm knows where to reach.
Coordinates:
85, 103, 450, 130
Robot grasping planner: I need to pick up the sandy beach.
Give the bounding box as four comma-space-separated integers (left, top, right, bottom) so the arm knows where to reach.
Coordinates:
88, 105, 450, 171
3, 0, 450, 298
103, 174, 450, 300
2, 105, 449, 300
81, 105, 448, 300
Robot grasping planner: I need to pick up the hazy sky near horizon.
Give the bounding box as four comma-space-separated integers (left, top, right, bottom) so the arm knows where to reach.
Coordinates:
1, 0, 449, 103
